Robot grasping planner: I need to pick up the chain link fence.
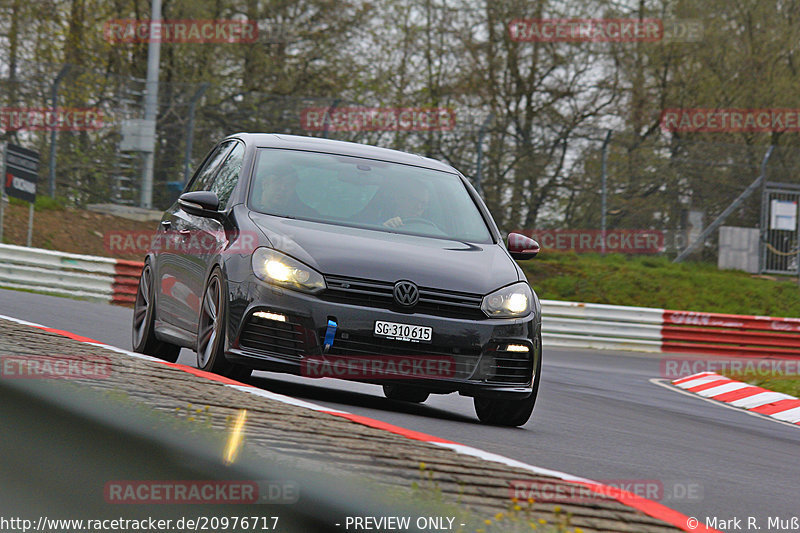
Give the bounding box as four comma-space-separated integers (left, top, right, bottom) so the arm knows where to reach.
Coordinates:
539, 128, 800, 264
4, 61, 800, 270
1, 62, 497, 210
0, 60, 351, 208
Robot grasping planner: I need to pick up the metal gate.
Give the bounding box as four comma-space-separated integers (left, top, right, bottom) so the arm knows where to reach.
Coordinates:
760, 182, 800, 275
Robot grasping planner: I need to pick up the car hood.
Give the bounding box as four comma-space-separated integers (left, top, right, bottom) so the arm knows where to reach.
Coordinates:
248, 212, 520, 294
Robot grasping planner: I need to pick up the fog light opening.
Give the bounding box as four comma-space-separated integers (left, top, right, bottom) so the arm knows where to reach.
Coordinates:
504, 344, 529, 353
253, 311, 287, 323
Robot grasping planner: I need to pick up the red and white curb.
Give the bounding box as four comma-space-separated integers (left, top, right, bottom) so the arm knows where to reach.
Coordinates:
672, 372, 800, 425
0, 313, 718, 533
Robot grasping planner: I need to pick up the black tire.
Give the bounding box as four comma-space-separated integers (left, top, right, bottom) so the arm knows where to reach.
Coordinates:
474, 337, 542, 427
196, 269, 252, 381
382, 384, 430, 403
132, 261, 181, 363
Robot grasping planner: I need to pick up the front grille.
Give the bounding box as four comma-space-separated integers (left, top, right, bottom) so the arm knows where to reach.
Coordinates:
321, 275, 486, 320
239, 313, 307, 360
483, 349, 532, 385
324, 333, 481, 379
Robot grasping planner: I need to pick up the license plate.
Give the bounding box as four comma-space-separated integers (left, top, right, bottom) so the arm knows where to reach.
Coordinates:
374, 321, 432, 343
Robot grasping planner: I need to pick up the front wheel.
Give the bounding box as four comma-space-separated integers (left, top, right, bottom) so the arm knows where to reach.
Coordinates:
474, 339, 541, 426
132, 261, 180, 362
473, 394, 536, 427
196, 269, 252, 381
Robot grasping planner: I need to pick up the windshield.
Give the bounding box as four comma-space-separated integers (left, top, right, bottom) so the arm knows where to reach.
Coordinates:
249, 148, 493, 243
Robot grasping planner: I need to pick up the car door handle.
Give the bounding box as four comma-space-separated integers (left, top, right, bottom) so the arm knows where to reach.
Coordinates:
161, 220, 171, 228
178, 229, 191, 236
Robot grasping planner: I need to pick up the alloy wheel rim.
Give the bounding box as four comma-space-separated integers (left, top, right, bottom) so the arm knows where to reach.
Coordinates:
132, 265, 151, 347
197, 276, 220, 368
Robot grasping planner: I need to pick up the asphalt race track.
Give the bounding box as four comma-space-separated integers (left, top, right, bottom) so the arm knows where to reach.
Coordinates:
2, 287, 798, 526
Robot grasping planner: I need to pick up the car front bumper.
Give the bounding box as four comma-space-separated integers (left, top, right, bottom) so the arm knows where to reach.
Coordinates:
225, 280, 541, 399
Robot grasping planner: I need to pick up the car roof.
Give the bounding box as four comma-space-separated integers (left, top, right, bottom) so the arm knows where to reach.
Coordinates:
226, 133, 457, 174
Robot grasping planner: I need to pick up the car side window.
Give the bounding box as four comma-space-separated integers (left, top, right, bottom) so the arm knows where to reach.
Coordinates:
208, 142, 245, 210
186, 141, 235, 193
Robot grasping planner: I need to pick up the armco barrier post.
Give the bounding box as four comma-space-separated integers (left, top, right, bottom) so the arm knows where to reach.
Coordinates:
0, 141, 6, 242
600, 129, 612, 255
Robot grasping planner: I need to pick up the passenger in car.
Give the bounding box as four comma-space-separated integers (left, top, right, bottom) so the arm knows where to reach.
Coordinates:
354, 177, 431, 228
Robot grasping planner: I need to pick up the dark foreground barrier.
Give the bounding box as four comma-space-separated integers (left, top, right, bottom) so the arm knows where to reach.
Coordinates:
0, 378, 429, 532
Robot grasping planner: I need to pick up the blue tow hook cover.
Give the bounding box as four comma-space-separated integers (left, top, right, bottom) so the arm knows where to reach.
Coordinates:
323, 319, 337, 352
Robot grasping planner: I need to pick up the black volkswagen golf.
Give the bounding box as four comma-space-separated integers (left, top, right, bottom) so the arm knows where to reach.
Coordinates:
132, 133, 542, 426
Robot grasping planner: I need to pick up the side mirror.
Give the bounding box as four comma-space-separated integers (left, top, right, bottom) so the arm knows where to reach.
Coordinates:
178, 191, 221, 218
507, 232, 540, 260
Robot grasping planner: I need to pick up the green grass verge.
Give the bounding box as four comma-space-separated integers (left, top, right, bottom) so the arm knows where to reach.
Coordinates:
8, 195, 67, 210
721, 374, 800, 397
521, 251, 800, 317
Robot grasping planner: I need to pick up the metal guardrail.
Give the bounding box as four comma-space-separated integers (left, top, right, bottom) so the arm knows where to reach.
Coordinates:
541, 300, 663, 353
1, 243, 798, 357
0, 243, 141, 304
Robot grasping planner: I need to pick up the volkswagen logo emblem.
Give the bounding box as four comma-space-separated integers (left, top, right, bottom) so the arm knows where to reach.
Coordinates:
393, 280, 419, 307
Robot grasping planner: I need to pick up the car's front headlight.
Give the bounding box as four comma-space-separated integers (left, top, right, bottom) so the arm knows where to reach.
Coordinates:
251, 248, 326, 293
481, 282, 533, 318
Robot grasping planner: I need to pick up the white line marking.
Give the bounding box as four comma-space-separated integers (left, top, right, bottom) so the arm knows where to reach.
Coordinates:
86, 342, 163, 362
0, 314, 50, 328
229, 384, 347, 414
433, 442, 593, 482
